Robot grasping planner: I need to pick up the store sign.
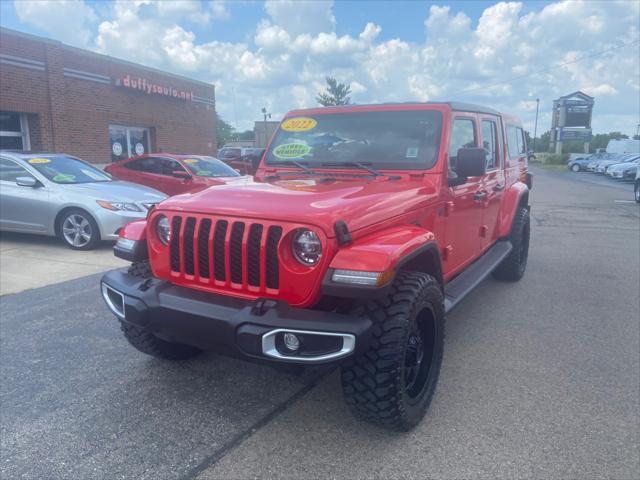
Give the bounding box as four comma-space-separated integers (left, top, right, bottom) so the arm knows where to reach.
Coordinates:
117, 74, 194, 101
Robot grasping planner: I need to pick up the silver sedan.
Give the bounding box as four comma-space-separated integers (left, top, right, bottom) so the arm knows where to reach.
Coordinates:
0, 151, 166, 250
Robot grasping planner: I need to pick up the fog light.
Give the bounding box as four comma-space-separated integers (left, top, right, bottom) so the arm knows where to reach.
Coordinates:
283, 333, 301, 352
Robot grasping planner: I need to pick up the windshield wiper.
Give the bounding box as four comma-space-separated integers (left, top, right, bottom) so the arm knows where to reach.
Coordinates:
265, 160, 318, 180
321, 162, 400, 180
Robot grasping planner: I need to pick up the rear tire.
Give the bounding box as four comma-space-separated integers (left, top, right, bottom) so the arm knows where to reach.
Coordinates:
492, 206, 530, 281
635, 180, 640, 203
341, 271, 445, 431
120, 260, 202, 360
571, 163, 580, 172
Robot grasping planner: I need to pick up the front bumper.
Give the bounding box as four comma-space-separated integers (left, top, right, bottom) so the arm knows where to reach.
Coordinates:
96, 210, 148, 241
100, 269, 372, 365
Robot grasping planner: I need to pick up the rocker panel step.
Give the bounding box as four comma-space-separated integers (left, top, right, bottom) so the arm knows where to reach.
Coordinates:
444, 240, 513, 313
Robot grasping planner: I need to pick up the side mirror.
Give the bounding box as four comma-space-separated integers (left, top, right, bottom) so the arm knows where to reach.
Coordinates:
456, 148, 487, 178
16, 176, 38, 188
172, 170, 191, 180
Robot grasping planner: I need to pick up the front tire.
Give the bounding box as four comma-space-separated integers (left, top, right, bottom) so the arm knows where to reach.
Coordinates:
635, 181, 640, 203
492, 206, 530, 281
58, 209, 100, 250
119, 260, 202, 361
571, 163, 581, 172
341, 271, 445, 431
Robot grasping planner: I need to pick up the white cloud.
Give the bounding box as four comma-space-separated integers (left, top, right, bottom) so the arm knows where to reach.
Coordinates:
264, 0, 335, 36
13, 0, 639, 135
14, 0, 97, 47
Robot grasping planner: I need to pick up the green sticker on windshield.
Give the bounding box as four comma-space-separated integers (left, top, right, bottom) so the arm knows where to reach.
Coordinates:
196, 170, 211, 176
53, 174, 76, 183
273, 143, 311, 159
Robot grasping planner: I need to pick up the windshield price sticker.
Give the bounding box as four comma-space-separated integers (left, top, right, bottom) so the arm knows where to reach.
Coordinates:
273, 143, 312, 159
53, 174, 76, 183
28, 158, 51, 164
184, 158, 198, 164
281, 117, 317, 132
196, 170, 211, 176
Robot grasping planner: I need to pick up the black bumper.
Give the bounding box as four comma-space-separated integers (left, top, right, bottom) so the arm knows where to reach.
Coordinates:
100, 270, 372, 365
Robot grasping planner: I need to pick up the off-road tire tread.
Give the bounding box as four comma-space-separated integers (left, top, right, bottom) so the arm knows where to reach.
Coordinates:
492, 206, 530, 281
341, 271, 444, 431
120, 260, 201, 360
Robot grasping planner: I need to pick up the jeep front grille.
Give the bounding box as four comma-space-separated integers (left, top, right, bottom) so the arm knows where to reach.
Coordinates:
168, 215, 283, 291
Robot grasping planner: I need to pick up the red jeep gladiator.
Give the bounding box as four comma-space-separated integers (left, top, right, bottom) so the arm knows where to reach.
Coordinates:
101, 102, 532, 431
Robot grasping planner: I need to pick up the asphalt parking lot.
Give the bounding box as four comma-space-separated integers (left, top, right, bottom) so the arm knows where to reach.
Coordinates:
1, 166, 638, 479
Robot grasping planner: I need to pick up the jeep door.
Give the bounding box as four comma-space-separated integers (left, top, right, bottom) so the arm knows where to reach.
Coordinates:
0, 157, 50, 233
444, 116, 484, 276
478, 115, 505, 251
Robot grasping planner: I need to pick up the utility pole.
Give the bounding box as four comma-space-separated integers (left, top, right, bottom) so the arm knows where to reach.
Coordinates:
261, 107, 271, 148
533, 98, 540, 152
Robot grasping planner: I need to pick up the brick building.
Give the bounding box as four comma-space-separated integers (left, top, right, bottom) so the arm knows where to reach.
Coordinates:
0, 27, 216, 164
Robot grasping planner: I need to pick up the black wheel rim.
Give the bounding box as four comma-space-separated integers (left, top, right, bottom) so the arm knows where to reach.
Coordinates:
404, 306, 436, 400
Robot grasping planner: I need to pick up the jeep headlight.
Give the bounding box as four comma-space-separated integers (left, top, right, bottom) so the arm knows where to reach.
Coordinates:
156, 215, 171, 245
292, 229, 322, 265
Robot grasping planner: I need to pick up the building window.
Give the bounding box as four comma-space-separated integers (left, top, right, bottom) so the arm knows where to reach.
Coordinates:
109, 124, 151, 162
0, 111, 31, 151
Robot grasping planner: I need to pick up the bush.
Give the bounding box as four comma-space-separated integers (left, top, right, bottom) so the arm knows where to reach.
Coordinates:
544, 153, 569, 165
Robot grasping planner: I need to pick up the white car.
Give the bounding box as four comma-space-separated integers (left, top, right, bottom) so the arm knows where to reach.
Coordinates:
605, 158, 639, 178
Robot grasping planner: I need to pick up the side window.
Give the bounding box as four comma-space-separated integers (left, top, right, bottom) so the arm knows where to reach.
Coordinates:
0, 157, 33, 183
160, 159, 186, 176
449, 118, 477, 175
481, 120, 498, 170
516, 127, 527, 155
125, 158, 161, 174
507, 125, 521, 158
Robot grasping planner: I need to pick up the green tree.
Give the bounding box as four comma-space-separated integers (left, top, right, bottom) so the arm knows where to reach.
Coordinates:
216, 113, 234, 148
316, 76, 352, 106
531, 130, 551, 152
236, 130, 254, 141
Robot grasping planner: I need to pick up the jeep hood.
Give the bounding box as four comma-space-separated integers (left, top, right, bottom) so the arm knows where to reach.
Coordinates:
158, 175, 439, 236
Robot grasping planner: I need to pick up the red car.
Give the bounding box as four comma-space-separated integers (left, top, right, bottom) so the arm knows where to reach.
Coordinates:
105, 154, 245, 196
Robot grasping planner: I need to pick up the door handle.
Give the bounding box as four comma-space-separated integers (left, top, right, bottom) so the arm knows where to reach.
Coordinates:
474, 191, 487, 202
493, 184, 505, 192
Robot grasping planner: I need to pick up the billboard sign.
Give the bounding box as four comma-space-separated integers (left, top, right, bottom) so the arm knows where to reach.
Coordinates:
559, 129, 592, 141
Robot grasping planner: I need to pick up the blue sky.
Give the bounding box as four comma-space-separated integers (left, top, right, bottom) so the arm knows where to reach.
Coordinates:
1, 1, 638, 134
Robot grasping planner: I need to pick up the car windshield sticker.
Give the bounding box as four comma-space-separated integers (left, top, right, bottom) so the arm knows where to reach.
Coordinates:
273, 143, 312, 159
406, 147, 418, 158
28, 158, 51, 164
195, 170, 211, 176
281, 117, 317, 132
184, 158, 198, 164
53, 174, 76, 182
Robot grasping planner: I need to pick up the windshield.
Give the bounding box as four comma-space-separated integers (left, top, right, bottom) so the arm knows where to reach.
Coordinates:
265, 110, 443, 170
182, 156, 241, 177
24, 155, 111, 184
219, 148, 241, 159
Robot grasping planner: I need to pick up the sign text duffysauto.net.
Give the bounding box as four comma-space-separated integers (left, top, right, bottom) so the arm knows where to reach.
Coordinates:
117, 75, 194, 101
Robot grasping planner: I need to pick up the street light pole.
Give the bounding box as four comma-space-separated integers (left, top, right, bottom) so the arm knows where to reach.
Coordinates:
533, 98, 540, 152
261, 107, 271, 148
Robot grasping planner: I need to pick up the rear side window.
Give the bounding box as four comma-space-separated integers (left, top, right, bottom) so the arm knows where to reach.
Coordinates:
449, 118, 477, 175
507, 125, 526, 158
481, 120, 498, 170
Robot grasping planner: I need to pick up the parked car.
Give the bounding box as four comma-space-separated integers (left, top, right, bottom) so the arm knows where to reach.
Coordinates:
585, 152, 616, 172
596, 154, 639, 174
605, 158, 640, 179
219, 147, 264, 175
105, 154, 246, 196
0, 151, 165, 250
101, 102, 531, 431
635, 167, 640, 203
567, 156, 594, 172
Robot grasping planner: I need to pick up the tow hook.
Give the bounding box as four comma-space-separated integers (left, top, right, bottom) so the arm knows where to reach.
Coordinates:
251, 298, 278, 316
